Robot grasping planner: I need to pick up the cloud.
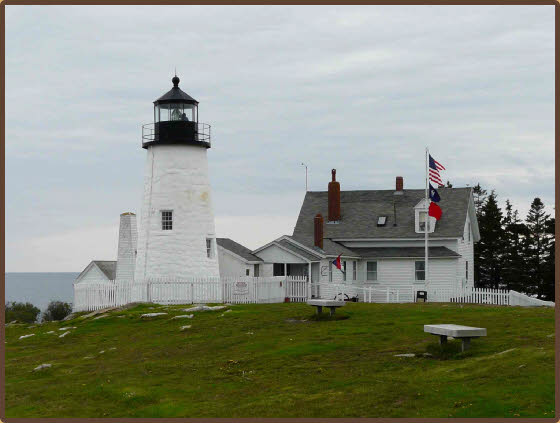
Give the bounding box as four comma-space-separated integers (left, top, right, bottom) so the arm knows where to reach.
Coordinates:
5, 5, 554, 271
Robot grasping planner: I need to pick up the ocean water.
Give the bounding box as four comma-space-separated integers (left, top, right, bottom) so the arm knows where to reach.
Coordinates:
5, 272, 79, 311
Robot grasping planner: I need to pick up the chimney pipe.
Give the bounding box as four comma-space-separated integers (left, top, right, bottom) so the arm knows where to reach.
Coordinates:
314, 214, 324, 249
328, 169, 341, 221
395, 176, 404, 192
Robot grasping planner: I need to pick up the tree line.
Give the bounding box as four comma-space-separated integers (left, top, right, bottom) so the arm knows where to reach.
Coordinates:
472, 184, 555, 300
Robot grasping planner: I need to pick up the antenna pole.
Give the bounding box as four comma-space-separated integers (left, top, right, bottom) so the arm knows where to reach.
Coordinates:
301, 163, 308, 192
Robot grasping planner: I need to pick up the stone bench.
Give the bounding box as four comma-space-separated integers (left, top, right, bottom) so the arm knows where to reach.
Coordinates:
307, 299, 345, 316
424, 324, 487, 352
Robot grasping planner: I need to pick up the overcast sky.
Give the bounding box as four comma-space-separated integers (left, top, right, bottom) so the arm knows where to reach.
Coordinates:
6, 5, 554, 272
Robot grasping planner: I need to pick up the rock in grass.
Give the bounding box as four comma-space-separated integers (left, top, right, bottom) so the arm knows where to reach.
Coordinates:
172, 314, 194, 320
394, 353, 415, 358
494, 348, 517, 356
33, 363, 52, 371
140, 312, 167, 318
46, 331, 55, 334
59, 331, 70, 338
59, 327, 76, 331
19, 334, 35, 340
182, 305, 206, 312
182, 305, 227, 313
83, 356, 94, 359
180, 325, 192, 331
93, 314, 109, 320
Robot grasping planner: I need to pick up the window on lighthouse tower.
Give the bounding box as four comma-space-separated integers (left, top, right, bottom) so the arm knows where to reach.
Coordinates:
206, 238, 213, 258
161, 210, 173, 230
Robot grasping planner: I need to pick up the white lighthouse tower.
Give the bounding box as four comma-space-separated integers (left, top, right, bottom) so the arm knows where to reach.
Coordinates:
134, 76, 220, 283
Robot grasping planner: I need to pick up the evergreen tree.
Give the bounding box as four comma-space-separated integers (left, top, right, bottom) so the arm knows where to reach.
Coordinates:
523, 198, 552, 299
501, 200, 528, 292
472, 183, 487, 217
543, 217, 555, 301
475, 191, 505, 288
472, 183, 488, 286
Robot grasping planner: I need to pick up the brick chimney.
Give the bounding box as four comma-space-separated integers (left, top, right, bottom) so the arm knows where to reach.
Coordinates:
328, 169, 341, 221
314, 214, 324, 249
395, 176, 404, 195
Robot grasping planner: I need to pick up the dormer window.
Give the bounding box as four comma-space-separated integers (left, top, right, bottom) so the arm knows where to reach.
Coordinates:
414, 199, 436, 234
419, 211, 430, 232
377, 216, 387, 227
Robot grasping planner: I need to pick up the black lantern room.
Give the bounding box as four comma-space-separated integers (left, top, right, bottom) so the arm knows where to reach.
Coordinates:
142, 76, 211, 149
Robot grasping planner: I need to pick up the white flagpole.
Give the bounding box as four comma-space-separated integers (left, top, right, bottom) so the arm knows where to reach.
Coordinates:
425, 147, 429, 293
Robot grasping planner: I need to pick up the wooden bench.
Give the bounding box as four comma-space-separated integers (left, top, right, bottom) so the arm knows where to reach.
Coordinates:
424, 324, 487, 352
307, 299, 345, 316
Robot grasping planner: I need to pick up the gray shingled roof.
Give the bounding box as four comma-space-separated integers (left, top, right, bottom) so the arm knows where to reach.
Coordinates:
276, 238, 323, 261
94, 261, 117, 280
350, 246, 459, 259
289, 235, 358, 257
217, 238, 263, 262
293, 187, 472, 240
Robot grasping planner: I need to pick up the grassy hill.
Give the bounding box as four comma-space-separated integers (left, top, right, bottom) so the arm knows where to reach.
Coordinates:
5, 302, 554, 418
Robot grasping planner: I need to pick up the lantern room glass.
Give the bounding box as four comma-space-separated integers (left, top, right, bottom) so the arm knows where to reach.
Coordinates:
155, 103, 197, 123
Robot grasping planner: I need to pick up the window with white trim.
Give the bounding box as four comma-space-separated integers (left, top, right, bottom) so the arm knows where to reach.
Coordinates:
161, 210, 173, 230
465, 261, 468, 280
419, 211, 430, 232
366, 261, 377, 281
352, 261, 357, 281
415, 261, 425, 281
343, 261, 347, 281
329, 261, 333, 282
206, 238, 213, 258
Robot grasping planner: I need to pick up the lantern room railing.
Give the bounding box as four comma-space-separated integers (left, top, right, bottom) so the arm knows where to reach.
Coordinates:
141, 122, 211, 148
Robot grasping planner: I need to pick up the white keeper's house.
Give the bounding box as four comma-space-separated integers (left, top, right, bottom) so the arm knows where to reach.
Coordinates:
249, 171, 480, 293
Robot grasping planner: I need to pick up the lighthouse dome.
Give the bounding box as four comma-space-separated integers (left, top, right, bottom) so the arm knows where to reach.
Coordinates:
154, 76, 198, 105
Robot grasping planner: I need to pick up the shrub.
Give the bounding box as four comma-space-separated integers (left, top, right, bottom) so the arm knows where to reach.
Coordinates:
5, 302, 41, 323
42, 301, 72, 322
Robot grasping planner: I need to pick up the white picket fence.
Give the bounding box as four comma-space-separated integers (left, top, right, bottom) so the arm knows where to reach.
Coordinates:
308, 282, 554, 307
425, 286, 510, 305
73, 276, 309, 312
74, 277, 554, 312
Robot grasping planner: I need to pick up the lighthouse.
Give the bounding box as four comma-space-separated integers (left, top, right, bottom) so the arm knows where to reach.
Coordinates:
134, 76, 220, 283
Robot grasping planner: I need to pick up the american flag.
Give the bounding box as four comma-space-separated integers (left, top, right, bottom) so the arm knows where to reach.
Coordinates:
429, 154, 445, 186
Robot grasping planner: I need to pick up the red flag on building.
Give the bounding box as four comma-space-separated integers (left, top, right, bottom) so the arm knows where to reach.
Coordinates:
428, 201, 442, 220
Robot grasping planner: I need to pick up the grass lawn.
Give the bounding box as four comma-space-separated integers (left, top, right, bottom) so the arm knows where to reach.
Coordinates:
5, 302, 554, 418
